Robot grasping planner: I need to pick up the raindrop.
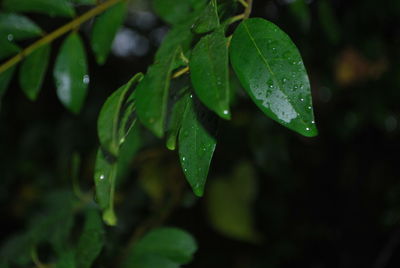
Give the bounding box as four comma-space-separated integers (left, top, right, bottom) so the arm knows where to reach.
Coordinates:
7, 34, 13, 41
223, 110, 229, 115
83, 75, 90, 84
308, 106, 312, 110
300, 98, 304, 102
306, 127, 310, 131
282, 78, 287, 83
311, 120, 315, 124
189, 94, 193, 99
182, 157, 186, 161
99, 174, 105, 180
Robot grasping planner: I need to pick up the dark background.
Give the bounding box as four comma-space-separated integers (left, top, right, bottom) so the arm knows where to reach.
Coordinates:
1, 0, 400, 267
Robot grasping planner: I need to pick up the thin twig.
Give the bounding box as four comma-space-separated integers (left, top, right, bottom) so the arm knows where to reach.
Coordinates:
172, 66, 190, 79
0, 0, 125, 74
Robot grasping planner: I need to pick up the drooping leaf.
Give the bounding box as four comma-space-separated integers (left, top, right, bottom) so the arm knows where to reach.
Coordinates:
94, 148, 117, 225
75, 209, 105, 268
178, 97, 217, 197
190, 27, 230, 119
0, 40, 20, 60
136, 47, 180, 137
91, 2, 127, 65
0, 13, 43, 42
192, 0, 219, 34
2, 0, 75, 18
19, 44, 50, 100
124, 227, 197, 266
97, 73, 143, 157
54, 33, 89, 114
0, 66, 16, 99
206, 162, 261, 242
230, 18, 317, 137
152, 0, 206, 25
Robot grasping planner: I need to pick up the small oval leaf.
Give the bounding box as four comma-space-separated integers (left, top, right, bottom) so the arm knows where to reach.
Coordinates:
90, 2, 127, 65
190, 27, 231, 119
178, 97, 217, 197
19, 44, 51, 101
53, 33, 89, 114
2, 0, 75, 18
191, 0, 219, 34
230, 18, 317, 137
0, 13, 43, 42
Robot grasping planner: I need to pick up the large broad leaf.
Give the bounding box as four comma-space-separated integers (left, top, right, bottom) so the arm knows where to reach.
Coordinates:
91, 2, 127, 65
54, 33, 89, 114
97, 73, 143, 157
136, 48, 180, 137
191, 0, 219, 34
19, 44, 50, 100
75, 209, 105, 268
152, 0, 206, 25
230, 18, 317, 137
0, 13, 43, 42
122, 227, 197, 267
190, 27, 230, 120
178, 97, 217, 197
2, 0, 75, 18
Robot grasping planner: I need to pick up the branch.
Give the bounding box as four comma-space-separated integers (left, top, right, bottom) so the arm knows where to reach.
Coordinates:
0, 0, 125, 74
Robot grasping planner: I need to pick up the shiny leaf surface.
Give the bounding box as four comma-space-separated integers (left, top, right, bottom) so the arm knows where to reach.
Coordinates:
230, 18, 317, 137
136, 48, 180, 137
166, 89, 190, 150
19, 44, 50, 100
91, 2, 126, 65
54, 33, 89, 114
178, 97, 217, 196
2, 0, 75, 18
190, 27, 230, 119
0, 13, 43, 42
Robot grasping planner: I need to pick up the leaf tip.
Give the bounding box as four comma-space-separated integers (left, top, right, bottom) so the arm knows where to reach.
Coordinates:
103, 209, 117, 226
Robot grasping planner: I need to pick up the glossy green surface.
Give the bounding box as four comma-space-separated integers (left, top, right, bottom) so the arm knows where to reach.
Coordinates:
0, 13, 43, 42
136, 48, 180, 138
91, 2, 126, 65
192, 0, 219, 34
230, 18, 317, 137
190, 27, 230, 120
178, 97, 217, 197
75, 210, 104, 268
166, 89, 190, 150
2, 0, 75, 18
19, 44, 50, 101
53, 33, 88, 114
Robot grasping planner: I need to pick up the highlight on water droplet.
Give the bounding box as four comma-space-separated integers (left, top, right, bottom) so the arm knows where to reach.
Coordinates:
300, 98, 304, 102
223, 110, 229, 115
83, 75, 90, 84
99, 174, 105, 180
182, 157, 186, 161
7, 34, 13, 41
306, 127, 310, 131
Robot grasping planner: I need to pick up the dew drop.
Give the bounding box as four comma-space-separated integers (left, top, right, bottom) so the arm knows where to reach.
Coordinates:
311, 120, 315, 124
223, 110, 229, 115
189, 94, 193, 99
182, 157, 186, 161
300, 98, 304, 102
308, 106, 312, 110
306, 127, 310, 131
99, 174, 105, 180
83, 75, 90, 84
7, 34, 13, 41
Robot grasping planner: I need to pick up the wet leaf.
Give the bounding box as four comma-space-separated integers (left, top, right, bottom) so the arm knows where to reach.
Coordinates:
2, 0, 75, 18
166, 89, 190, 150
19, 44, 50, 100
190, 27, 230, 119
192, 0, 219, 34
54, 33, 89, 114
0, 13, 43, 42
178, 97, 217, 197
91, 2, 127, 65
75, 210, 105, 268
136, 48, 180, 137
230, 18, 317, 137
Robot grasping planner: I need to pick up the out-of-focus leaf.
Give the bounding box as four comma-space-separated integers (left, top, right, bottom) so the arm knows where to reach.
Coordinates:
54, 33, 89, 114
123, 227, 197, 267
190, 27, 230, 119
2, 0, 75, 18
0, 66, 16, 99
75, 210, 104, 268
206, 162, 260, 242
0, 13, 43, 42
123, 254, 179, 268
136, 47, 180, 137
19, 44, 50, 100
91, 2, 127, 65
0, 40, 20, 60
192, 0, 219, 34
97, 73, 143, 157
318, 0, 341, 44
56, 250, 76, 268
230, 18, 317, 137
69, 0, 95, 5
152, 0, 206, 25
178, 97, 217, 197
288, 0, 311, 33
0, 234, 31, 266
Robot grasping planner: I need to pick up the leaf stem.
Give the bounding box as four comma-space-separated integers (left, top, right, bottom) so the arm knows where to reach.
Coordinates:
243, 0, 253, 19
172, 66, 190, 79
238, 0, 249, 8
0, 0, 125, 74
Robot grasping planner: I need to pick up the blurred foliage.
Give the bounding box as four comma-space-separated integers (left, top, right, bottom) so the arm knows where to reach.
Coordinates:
1, 0, 400, 267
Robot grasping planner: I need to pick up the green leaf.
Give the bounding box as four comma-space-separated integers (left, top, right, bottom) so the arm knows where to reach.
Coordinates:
124, 254, 179, 268
129, 227, 197, 265
192, 0, 219, 34
0, 13, 43, 42
97, 73, 143, 157
206, 162, 260, 242
230, 18, 317, 137
19, 44, 50, 100
0, 66, 16, 99
178, 97, 217, 197
75, 210, 105, 268
288, 0, 311, 33
318, 0, 341, 44
91, 2, 127, 65
2, 0, 75, 18
69, 0, 95, 5
190, 27, 231, 119
56, 250, 76, 268
94, 148, 117, 225
152, 0, 206, 25
136, 47, 180, 138
54, 33, 89, 114
0, 40, 20, 60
